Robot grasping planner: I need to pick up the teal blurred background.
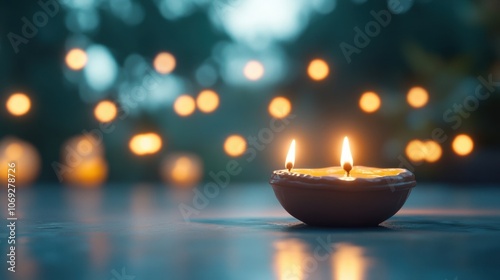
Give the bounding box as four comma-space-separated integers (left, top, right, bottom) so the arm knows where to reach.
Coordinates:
1, 0, 500, 186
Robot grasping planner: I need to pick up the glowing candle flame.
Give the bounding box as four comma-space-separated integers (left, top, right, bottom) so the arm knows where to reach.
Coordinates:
341, 136, 353, 176
285, 139, 296, 171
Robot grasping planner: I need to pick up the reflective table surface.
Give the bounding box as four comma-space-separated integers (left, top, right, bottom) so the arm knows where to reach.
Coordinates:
1, 184, 500, 280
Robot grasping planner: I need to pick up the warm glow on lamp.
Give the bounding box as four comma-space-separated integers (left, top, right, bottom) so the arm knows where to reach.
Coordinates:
243, 60, 265, 81
285, 139, 295, 172
341, 137, 353, 176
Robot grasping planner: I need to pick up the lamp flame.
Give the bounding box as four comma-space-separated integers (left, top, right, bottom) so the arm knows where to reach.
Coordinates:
285, 139, 296, 171
341, 137, 353, 176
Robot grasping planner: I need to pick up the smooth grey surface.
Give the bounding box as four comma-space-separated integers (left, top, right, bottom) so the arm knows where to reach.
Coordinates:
1, 184, 500, 280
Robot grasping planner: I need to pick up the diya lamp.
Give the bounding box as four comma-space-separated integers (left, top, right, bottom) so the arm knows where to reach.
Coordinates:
270, 137, 416, 227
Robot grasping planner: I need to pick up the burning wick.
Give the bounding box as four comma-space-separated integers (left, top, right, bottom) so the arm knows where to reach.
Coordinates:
285, 139, 296, 172
341, 136, 353, 177
343, 162, 352, 177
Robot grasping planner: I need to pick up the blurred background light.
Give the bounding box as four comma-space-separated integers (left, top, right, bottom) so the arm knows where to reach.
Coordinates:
59, 136, 107, 187
84, 45, 118, 92
0, 137, 41, 186
307, 59, 329, 81
3, 0, 498, 185
224, 135, 247, 157
156, 0, 195, 20
109, 0, 145, 26
388, 0, 414, 14
359, 92, 381, 113
94, 100, 118, 122
452, 134, 474, 156
65, 48, 88, 71
173, 95, 196, 117
217, 43, 287, 86
118, 54, 185, 112
405, 139, 443, 163
129, 133, 163, 156
424, 140, 442, 163
66, 136, 104, 159
153, 52, 176, 75
160, 153, 203, 188
65, 9, 100, 33
63, 157, 108, 187
405, 139, 425, 162
212, 0, 320, 49
243, 60, 265, 81
196, 90, 220, 114
312, 0, 337, 14
6, 93, 31, 117
407, 86, 429, 108
268, 96, 292, 119
195, 63, 218, 87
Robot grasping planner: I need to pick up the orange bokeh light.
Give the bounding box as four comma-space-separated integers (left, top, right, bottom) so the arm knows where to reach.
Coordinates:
407, 87, 429, 108
6, 93, 31, 116
268, 97, 291, 119
243, 60, 265, 81
452, 134, 474, 156
196, 90, 219, 113
94, 100, 117, 122
129, 133, 163, 156
359, 92, 381, 113
224, 135, 247, 157
153, 52, 176, 74
174, 95, 196, 117
65, 48, 88, 70
307, 59, 329, 81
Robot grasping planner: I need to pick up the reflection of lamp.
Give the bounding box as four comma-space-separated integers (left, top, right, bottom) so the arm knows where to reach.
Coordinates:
0, 137, 41, 186
332, 243, 369, 280
273, 239, 307, 280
